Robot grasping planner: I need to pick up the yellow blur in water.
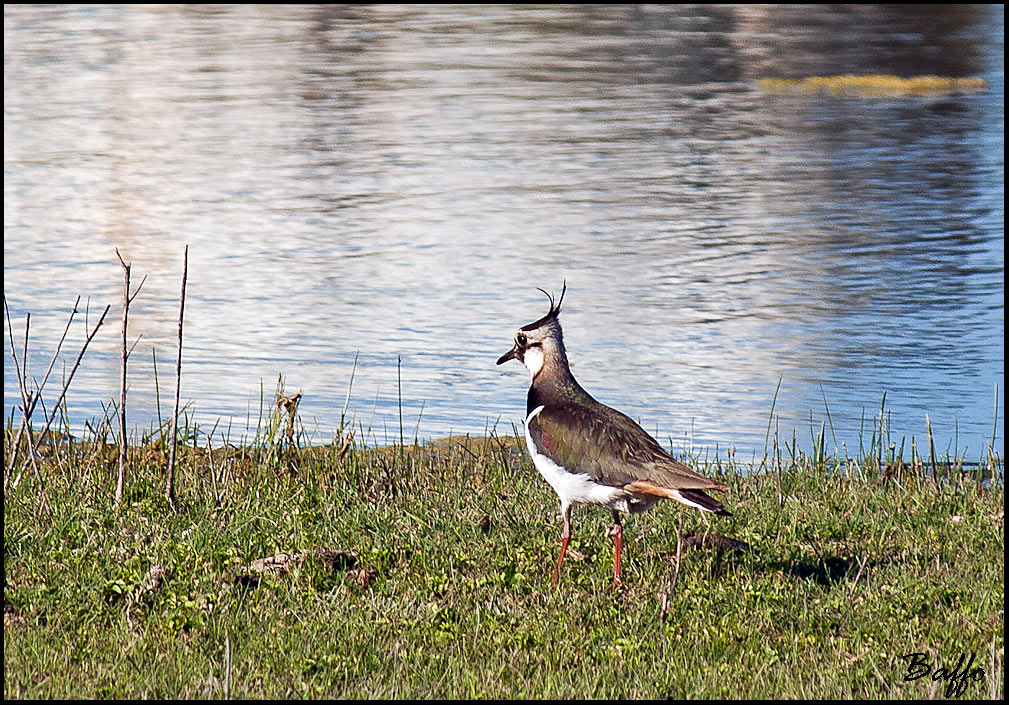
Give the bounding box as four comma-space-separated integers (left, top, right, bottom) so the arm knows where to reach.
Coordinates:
756, 74, 989, 97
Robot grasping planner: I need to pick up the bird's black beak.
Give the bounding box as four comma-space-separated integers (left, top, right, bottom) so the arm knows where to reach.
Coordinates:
497, 345, 520, 365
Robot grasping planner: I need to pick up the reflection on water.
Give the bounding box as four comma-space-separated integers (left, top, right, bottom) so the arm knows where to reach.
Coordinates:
4, 5, 1004, 459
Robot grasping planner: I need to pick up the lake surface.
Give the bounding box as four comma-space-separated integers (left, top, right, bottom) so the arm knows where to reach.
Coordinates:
4, 5, 1004, 461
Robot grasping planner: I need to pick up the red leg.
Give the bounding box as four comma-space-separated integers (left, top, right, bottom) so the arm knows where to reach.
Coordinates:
551, 503, 572, 587
551, 533, 570, 587
611, 511, 623, 586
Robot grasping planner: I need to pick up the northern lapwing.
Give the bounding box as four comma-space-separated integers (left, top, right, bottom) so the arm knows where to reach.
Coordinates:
497, 284, 730, 586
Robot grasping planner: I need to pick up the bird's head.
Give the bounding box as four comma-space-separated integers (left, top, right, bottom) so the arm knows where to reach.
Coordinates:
496, 282, 568, 377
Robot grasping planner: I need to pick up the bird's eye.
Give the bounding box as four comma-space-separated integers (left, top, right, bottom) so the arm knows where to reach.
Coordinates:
516, 333, 528, 347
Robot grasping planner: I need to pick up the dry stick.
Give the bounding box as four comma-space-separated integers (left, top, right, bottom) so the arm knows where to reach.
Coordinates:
13, 302, 111, 509
3, 299, 32, 484
166, 245, 189, 511
4, 295, 80, 490
4, 307, 48, 512
114, 249, 147, 508
116, 252, 130, 506
20, 307, 29, 394
31, 305, 112, 461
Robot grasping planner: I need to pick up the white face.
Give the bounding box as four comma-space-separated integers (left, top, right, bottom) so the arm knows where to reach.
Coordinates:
522, 344, 545, 378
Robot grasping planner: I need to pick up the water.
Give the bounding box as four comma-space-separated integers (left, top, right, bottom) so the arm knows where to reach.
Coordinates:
4, 5, 1004, 460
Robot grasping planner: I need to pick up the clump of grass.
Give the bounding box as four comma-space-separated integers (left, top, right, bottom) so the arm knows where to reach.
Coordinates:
3, 395, 1003, 698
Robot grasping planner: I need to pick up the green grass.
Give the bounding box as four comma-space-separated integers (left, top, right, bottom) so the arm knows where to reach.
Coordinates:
3, 419, 1004, 699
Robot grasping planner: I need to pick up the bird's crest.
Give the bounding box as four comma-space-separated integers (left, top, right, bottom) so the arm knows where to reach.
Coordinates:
521, 281, 566, 332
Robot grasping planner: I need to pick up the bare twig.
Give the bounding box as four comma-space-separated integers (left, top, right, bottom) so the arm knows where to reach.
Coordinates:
31, 305, 112, 461
4, 296, 79, 487
9, 299, 109, 510
31, 297, 81, 406
4, 301, 30, 484
4, 305, 48, 512
114, 249, 146, 508
166, 245, 189, 511
115, 252, 130, 506
20, 308, 29, 389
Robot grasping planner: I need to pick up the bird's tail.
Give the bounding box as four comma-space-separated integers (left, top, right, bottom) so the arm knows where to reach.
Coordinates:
673, 488, 732, 516
626, 480, 732, 516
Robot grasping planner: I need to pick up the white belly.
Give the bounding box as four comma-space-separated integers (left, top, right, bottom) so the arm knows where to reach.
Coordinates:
525, 405, 631, 511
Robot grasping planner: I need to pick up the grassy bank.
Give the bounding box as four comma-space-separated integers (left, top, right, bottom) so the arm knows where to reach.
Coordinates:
3, 423, 1004, 698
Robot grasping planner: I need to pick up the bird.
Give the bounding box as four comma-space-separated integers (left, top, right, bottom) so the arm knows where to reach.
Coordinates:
496, 283, 730, 586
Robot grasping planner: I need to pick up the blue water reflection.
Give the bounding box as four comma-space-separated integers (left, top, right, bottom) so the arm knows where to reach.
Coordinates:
3, 5, 1003, 460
